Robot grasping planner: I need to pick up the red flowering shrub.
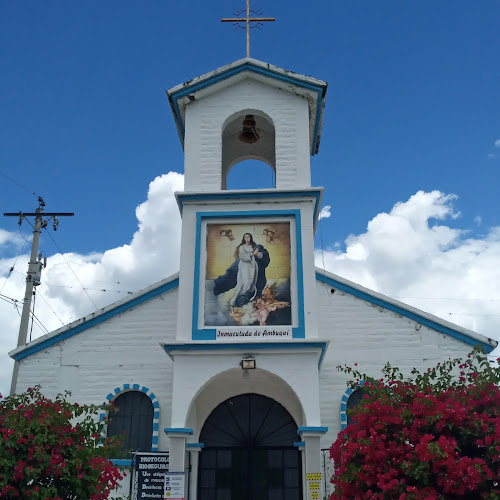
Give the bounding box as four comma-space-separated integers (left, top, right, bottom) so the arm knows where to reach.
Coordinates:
0, 386, 124, 499
331, 346, 500, 499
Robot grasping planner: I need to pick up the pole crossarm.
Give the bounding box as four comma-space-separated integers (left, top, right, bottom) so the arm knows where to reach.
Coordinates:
4, 212, 74, 217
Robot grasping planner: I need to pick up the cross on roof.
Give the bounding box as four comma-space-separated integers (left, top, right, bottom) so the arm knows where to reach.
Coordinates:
221, 0, 275, 58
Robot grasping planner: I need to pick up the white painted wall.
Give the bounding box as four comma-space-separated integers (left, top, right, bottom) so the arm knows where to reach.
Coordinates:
16, 288, 179, 453
183, 77, 311, 191
12, 276, 481, 497
315, 279, 474, 450
170, 349, 323, 433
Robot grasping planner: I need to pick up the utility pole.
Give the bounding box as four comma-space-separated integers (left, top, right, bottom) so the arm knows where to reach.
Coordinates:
4, 197, 74, 395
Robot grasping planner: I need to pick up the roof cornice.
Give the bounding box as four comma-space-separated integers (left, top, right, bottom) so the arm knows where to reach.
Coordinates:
315, 268, 498, 353
167, 58, 327, 156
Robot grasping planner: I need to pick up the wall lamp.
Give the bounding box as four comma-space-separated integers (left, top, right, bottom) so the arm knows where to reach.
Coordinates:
241, 358, 256, 370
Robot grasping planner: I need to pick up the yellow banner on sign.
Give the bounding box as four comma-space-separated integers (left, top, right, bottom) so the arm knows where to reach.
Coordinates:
309, 482, 320, 490
306, 473, 322, 481
311, 492, 319, 499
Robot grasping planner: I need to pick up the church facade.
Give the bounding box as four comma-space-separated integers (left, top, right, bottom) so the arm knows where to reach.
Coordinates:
9, 59, 497, 500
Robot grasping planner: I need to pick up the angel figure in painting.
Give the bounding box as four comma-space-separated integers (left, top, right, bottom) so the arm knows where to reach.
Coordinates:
213, 233, 270, 308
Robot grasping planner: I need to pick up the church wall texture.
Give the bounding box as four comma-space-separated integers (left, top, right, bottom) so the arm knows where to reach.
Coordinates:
15, 287, 179, 453
183, 78, 311, 192
315, 279, 473, 449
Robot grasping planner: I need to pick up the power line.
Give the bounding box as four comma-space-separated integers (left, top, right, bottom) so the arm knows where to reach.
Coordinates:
400, 296, 500, 302
36, 290, 65, 326
40, 283, 135, 295
18, 224, 32, 245
0, 293, 19, 305
42, 229, 98, 310
0, 169, 40, 199
0, 239, 28, 294
437, 312, 500, 317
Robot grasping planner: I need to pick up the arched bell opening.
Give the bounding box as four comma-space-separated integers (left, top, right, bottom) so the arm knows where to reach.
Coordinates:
197, 393, 302, 500
226, 158, 276, 190
221, 110, 276, 190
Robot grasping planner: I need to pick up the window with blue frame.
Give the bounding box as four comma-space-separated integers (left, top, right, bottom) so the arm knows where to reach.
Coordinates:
107, 391, 154, 453
345, 387, 367, 426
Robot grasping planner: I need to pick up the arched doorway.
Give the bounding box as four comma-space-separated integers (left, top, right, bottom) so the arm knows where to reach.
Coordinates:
197, 393, 302, 500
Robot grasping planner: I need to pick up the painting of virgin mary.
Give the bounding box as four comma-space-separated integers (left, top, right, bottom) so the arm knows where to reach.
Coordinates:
204, 222, 292, 326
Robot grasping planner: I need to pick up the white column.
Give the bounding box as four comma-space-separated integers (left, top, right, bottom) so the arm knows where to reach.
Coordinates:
164, 428, 193, 473
186, 443, 204, 500
298, 427, 328, 500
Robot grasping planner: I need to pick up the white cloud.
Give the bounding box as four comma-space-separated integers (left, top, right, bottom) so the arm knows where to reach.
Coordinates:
319, 205, 332, 220
495, 138, 500, 148
0, 172, 184, 397
315, 191, 500, 348
474, 216, 482, 226
2, 185, 500, 397
0, 229, 26, 249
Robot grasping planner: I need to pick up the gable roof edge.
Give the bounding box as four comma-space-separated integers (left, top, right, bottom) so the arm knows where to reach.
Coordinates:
9, 273, 180, 361
167, 58, 327, 156
315, 268, 497, 353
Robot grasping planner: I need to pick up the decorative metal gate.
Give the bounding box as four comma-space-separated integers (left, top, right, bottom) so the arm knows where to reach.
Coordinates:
198, 393, 302, 500
321, 448, 335, 499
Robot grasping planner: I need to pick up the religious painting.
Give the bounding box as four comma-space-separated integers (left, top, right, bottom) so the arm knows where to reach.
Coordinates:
204, 221, 292, 327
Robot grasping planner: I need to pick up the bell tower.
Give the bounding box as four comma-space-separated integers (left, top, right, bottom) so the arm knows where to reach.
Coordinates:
169, 58, 326, 193
164, 59, 329, 496
167, 58, 327, 341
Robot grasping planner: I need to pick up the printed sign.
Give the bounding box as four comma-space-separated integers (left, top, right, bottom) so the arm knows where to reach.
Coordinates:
164, 472, 185, 500
306, 472, 322, 480
132, 452, 169, 500
216, 326, 292, 340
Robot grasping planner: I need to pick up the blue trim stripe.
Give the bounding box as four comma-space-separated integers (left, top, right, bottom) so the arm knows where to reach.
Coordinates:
169, 62, 326, 155
297, 426, 328, 435
192, 210, 306, 340
164, 428, 194, 435
176, 191, 322, 227
99, 384, 161, 451
12, 278, 179, 361
316, 272, 495, 353
186, 443, 205, 449
340, 381, 366, 431
109, 459, 133, 467
293, 441, 305, 447
163, 341, 328, 369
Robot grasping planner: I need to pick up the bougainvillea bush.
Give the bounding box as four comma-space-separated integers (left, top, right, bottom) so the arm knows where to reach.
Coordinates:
331, 346, 500, 499
0, 386, 124, 499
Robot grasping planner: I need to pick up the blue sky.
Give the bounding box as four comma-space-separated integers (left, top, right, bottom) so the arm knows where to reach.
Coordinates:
1, 1, 500, 394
